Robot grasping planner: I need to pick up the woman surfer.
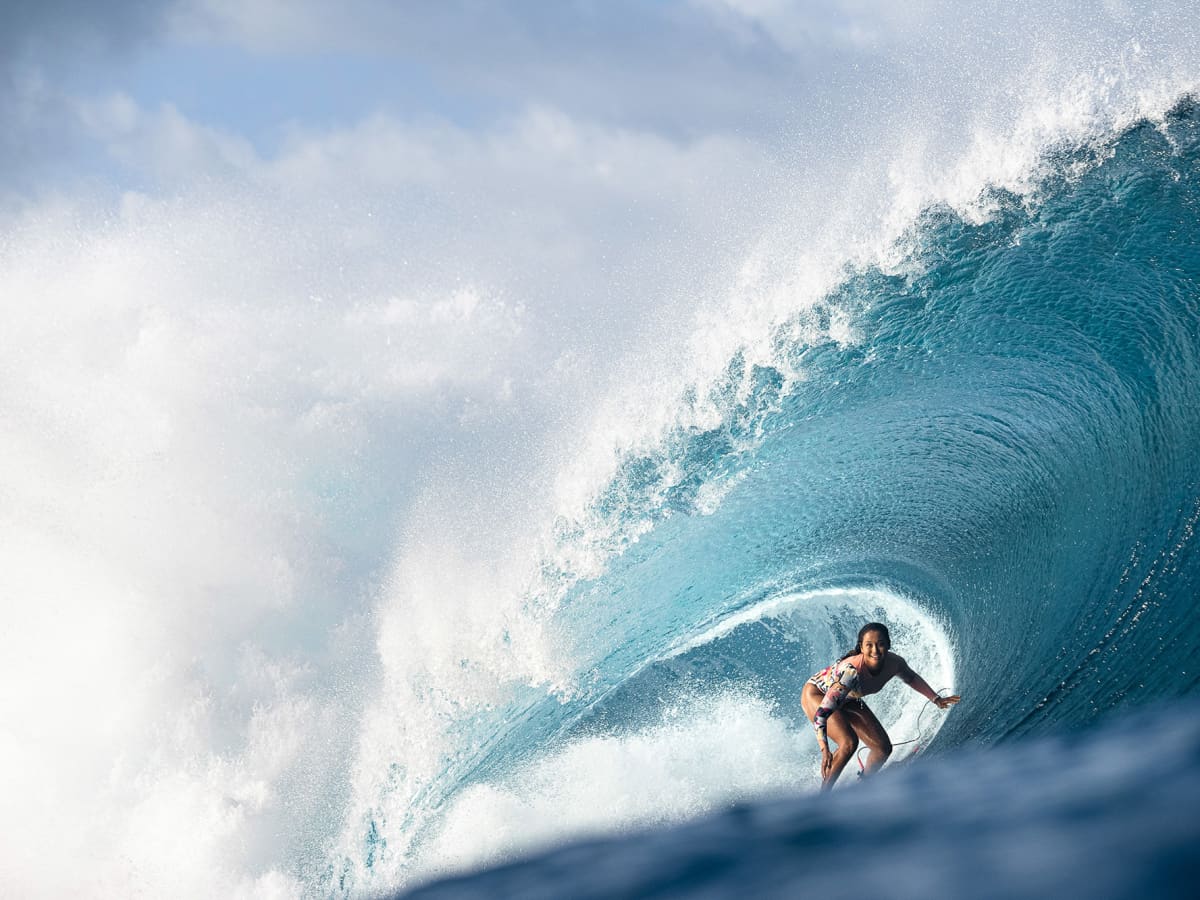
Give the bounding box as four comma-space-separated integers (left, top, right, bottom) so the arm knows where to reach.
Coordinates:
802, 622, 960, 790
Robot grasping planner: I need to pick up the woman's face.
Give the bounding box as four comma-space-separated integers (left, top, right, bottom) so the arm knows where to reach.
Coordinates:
861, 630, 889, 671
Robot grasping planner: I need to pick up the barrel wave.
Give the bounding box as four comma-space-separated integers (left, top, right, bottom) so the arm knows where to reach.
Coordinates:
343, 99, 1200, 897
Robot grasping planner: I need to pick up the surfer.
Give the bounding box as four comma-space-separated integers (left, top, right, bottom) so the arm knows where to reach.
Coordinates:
802, 622, 960, 790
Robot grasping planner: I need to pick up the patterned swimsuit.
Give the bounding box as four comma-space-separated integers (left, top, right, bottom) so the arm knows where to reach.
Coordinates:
807, 656, 865, 744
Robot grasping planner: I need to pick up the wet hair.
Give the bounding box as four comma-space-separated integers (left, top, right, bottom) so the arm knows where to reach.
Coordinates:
839, 622, 891, 661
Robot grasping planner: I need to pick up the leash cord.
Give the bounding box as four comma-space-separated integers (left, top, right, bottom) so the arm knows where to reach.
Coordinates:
855, 688, 951, 774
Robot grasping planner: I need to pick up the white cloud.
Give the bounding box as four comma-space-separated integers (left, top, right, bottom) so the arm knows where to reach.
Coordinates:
170, 0, 351, 51
78, 92, 260, 180
689, 0, 883, 50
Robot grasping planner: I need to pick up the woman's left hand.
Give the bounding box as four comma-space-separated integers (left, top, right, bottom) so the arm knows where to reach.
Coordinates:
932, 694, 961, 709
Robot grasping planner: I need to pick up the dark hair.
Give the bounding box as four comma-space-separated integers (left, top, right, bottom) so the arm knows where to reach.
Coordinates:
839, 622, 891, 661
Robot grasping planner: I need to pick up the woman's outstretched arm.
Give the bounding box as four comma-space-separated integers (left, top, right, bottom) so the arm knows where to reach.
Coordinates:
896, 658, 961, 708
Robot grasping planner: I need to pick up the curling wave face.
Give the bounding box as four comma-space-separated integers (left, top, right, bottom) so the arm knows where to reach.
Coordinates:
342, 99, 1200, 893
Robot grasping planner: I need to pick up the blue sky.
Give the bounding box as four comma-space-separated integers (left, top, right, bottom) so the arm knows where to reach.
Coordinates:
1, 0, 970, 193
7, 1, 1192, 206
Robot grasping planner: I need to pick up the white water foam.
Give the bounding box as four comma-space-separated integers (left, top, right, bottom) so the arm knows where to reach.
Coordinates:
413, 692, 806, 884
401, 586, 956, 882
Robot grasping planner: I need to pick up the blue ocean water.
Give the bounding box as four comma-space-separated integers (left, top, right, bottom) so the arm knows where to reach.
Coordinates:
350, 98, 1200, 898
400, 700, 1200, 899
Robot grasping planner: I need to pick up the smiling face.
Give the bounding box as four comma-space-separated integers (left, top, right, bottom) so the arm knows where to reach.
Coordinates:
860, 629, 890, 672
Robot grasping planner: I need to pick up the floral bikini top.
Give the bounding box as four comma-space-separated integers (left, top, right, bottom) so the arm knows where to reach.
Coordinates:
807, 656, 862, 743
808, 657, 863, 698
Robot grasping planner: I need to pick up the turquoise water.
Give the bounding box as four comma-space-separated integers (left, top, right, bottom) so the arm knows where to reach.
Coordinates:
559, 99, 1200, 748
340, 98, 1200, 897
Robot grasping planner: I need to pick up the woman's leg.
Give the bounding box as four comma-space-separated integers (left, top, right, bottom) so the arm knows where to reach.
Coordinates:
821, 711, 860, 788
801, 684, 859, 789
844, 702, 892, 775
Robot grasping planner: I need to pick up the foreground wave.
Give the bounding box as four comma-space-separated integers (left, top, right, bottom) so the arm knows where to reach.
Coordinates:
399, 698, 1200, 899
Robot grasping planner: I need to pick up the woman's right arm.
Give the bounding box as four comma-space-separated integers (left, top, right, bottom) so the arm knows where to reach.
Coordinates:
812, 663, 858, 746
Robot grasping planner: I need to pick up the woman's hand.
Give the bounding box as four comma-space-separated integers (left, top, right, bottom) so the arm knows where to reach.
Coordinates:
820, 745, 834, 779
932, 694, 961, 709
